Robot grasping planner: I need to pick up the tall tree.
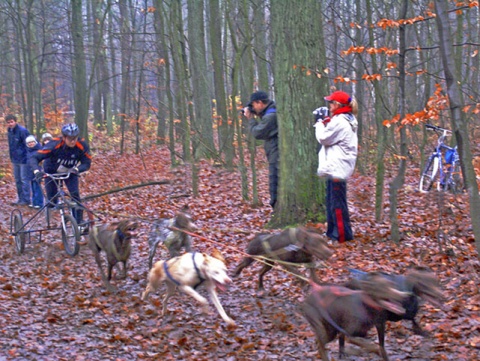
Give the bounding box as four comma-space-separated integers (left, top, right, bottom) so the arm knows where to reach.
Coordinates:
153, 0, 168, 145
187, 0, 215, 160
71, 0, 89, 139
270, 0, 327, 226
389, 0, 409, 243
365, 0, 388, 223
170, 0, 192, 163
118, 0, 132, 153
434, 0, 480, 256
252, 0, 269, 91
208, 0, 233, 168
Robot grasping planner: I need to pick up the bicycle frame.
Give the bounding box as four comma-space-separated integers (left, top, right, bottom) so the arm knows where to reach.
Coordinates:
43, 173, 79, 221
419, 124, 462, 193
10, 172, 101, 257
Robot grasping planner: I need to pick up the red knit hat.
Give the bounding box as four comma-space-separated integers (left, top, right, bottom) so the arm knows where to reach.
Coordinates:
324, 91, 351, 105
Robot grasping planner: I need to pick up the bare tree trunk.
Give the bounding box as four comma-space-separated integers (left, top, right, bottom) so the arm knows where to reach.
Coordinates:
208, 0, 233, 168
434, 0, 480, 256
188, 0, 216, 160
107, 4, 116, 133
227, 1, 249, 203
153, 0, 168, 146
389, 0, 409, 244
153, 2, 176, 165
270, 0, 326, 226
71, 0, 89, 140
366, 0, 387, 223
170, 0, 191, 164
118, 0, 132, 154
252, 0, 269, 91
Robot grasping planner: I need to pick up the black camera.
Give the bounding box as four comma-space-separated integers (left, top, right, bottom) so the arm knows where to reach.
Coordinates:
313, 106, 329, 121
240, 104, 254, 115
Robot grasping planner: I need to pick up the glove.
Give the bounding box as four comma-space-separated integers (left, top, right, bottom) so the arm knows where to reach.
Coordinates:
34, 170, 46, 182
312, 107, 329, 121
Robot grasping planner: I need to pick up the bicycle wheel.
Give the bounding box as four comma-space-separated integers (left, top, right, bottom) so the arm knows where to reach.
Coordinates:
12, 213, 26, 254
419, 155, 440, 192
448, 162, 464, 194
61, 214, 80, 257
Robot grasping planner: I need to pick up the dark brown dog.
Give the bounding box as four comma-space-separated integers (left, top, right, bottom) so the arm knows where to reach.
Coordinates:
302, 273, 409, 361
346, 267, 443, 336
233, 227, 333, 291
89, 220, 138, 291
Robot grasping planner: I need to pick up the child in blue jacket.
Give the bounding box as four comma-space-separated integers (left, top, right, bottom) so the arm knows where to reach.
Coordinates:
25, 135, 44, 209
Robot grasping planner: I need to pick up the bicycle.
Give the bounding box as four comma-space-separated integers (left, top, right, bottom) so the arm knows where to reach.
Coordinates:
10, 172, 100, 257
419, 124, 463, 193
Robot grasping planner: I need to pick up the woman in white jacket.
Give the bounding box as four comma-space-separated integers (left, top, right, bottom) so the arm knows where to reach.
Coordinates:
314, 90, 358, 243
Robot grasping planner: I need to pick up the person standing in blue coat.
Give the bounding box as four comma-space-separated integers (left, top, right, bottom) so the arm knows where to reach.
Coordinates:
243, 91, 279, 209
25, 135, 44, 209
6, 114, 31, 206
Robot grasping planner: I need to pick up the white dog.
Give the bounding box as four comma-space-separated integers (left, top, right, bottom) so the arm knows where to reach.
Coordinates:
142, 250, 235, 325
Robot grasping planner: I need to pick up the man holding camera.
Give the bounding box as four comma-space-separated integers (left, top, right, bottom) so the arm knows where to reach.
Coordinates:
243, 90, 278, 209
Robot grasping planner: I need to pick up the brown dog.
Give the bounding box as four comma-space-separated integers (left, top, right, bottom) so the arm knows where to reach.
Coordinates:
88, 220, 138, 291
233, 227, 333, 291
302, 273, 409, 361
346, 267, 443, 336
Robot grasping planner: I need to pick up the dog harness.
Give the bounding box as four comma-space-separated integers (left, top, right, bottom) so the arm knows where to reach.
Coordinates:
164, 252, 205, 289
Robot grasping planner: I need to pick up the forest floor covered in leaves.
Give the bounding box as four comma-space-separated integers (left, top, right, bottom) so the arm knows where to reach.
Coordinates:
0, 131, 479, 361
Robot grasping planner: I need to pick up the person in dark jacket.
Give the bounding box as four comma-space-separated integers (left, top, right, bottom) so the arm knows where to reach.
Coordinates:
243, 91, 279, 208
25, 135, 44, 209
30, 123, 92, 229
6, 114, 31, 206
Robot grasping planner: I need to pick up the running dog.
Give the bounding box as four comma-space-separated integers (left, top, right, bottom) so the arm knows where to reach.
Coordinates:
346, 267, 443, 336
148, 205, 197, 268
233, 227, 333, 291
88, 220, 138, 291
142, 250, 235, 325
302, 273, 409, 361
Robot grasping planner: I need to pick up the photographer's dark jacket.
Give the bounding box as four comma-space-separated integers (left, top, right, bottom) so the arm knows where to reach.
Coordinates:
29, 137, 92, 174
248, 101, 278, 165
7, 124, 30, 164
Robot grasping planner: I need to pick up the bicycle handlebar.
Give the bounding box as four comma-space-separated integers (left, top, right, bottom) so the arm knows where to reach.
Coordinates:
46, 172, 76, 180
425, 124, 451, 134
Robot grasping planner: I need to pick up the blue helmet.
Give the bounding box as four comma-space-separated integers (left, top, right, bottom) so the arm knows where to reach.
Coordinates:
61, 123, 79, 137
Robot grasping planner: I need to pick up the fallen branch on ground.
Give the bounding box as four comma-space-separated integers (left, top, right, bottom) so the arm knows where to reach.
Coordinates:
82, 180, 170, 201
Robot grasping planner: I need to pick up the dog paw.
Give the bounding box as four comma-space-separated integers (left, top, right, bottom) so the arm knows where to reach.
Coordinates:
104, 283, 117, 293
225, 318, 236, 326
256, 289, 267, 298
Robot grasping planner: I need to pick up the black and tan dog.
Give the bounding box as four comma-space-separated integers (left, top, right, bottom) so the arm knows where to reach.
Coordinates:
88, 220, 138, 291
148, 205, 197, 268
302, 273, 409, 361
233, 227, 333, 291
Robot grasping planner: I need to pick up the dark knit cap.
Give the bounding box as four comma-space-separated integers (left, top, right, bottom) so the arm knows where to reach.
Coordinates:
250, 91, 269, 103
